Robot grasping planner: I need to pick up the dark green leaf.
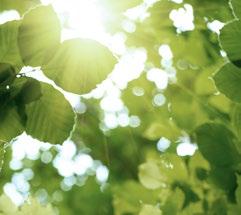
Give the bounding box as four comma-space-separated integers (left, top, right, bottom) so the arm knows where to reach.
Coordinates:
214, 63, 241, 102
209, 166, 236, 193
232, 104, 241, 140
11, 77, 42, 104
0, 63, 15, 88
195, 123, 240, 167
220, 20, 241, 67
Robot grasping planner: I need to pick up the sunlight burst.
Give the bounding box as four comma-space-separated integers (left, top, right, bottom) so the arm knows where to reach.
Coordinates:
41, 0, 106, 40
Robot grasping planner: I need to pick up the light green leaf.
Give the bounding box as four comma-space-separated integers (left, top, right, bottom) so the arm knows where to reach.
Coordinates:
139, 154, 188, 190
43, 38, 117, 94
220, 20, 241, 67
0, 21, 22, 67
138, 160, 166, 190
18, 5, 61, 66
195, 123, 240, 167
139, 205, 162, 215
208, 94, 231, 113
25, 83, 75, 144
214, 63, 241, 102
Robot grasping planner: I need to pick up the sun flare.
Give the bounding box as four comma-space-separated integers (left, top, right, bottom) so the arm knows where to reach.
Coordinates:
41, 0, 106, 41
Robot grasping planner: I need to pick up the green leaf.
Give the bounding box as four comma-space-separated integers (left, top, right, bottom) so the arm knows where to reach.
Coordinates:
195, 123, 240, 167
0, 106, 23, 142
209, 166, 236, 192
138, 154, 188, 190
0, 63, 15, 88
0, 21, 22, 67
18, 5, 61, 66
214, 63, 241, 102
43, 38, 117, 94
232, 104, 241, 141
231, 0, 241, 19
229, 174, 241, 213
210, 197, 228, 215
220, 20, 241, 67
138, 160, 166, 190
188, 152, 210, 183
11, 76, 42, 104
208, 94, 231, 113
25, 83, 75, 144
165, 84, 208, 131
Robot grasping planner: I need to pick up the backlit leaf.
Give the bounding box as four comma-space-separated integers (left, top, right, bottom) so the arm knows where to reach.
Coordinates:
0, 21, 22, 67
18, 5, 61, 66
25, 83, 75, 144
43, 38, 117, 94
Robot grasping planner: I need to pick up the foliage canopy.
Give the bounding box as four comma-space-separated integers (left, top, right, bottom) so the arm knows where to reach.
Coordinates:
1, 0, 241, 214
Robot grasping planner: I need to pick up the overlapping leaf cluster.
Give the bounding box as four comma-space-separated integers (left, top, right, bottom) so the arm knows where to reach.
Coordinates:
0, 5, 117, 145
